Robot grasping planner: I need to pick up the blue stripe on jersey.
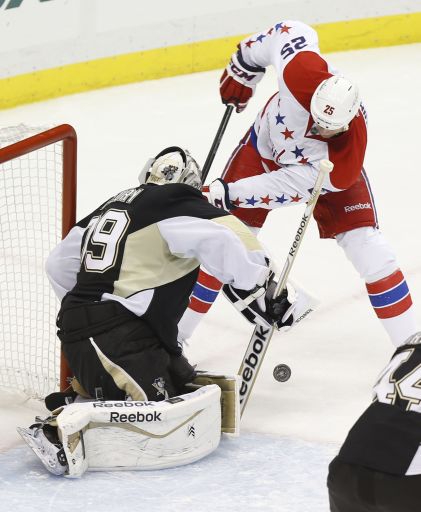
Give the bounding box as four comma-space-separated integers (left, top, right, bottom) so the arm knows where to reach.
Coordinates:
237, 49, 266, 73
191, 283, 219, 304
369, 281, 409, 308
250, 125, 258, 152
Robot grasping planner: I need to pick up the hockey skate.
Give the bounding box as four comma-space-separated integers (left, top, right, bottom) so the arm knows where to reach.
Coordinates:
45, 388, 78, 411
17, 423, 68, 476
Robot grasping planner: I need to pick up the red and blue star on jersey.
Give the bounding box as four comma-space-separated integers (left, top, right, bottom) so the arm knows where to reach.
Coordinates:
232, 192, 303, 207
245, 23, 292, 47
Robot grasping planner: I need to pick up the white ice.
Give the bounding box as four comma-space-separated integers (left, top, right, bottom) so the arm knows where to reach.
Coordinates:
0, 43, 420, 511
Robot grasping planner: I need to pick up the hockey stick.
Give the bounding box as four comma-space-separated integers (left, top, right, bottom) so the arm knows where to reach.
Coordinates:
238, 159, 334, 416
201, 105, 234, 184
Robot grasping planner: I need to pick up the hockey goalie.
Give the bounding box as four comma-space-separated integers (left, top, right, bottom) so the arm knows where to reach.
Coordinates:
18, 147, 313, 476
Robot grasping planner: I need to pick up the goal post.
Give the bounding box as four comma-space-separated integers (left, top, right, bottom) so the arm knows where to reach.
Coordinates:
0, 124, 76, 399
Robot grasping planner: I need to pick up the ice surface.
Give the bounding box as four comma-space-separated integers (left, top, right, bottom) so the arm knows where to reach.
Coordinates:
1, 434, 336, 512
0, 42, 420, 510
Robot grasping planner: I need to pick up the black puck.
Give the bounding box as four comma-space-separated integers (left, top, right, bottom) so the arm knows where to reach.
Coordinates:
273, 364, 292, 382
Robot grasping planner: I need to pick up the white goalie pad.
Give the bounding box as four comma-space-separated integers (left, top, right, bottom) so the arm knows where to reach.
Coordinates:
57, 385, 221, 477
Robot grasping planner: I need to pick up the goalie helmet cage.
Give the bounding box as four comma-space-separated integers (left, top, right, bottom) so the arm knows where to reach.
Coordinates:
0, 124, 76, 399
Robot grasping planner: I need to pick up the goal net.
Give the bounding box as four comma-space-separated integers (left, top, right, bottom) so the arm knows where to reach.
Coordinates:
0, 124, 76, 399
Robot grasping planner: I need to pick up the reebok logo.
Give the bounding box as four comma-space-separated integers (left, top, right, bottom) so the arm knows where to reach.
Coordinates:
239, 325, 270, 404
289, 214, 309, 257
110, 411, 162, 423
93, 401, 155, 408
295, 308, 313, 323
344, 203, 372, 213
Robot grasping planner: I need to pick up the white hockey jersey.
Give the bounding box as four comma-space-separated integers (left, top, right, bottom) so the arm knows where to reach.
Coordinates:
230, 20, 368, 197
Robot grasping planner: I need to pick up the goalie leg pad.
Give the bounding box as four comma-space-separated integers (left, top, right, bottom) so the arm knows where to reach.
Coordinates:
58, 385, 221, 477
19, 386, 221, 478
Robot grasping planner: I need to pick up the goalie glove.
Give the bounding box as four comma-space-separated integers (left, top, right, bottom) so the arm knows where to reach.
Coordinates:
223, 272, 319, 331
220, 50, 265, 112
169, 353, 197, 392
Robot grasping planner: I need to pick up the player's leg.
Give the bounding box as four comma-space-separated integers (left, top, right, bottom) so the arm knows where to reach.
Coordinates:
328, 456, 421, 512
62, 316, 188, 402
327, 457, 371, 512
336, 227, 418, 346
314, 170, 419, 347
178, 129, 269, 344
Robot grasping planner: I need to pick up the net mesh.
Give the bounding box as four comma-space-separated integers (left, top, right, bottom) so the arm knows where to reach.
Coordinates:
0, 125, 63, 398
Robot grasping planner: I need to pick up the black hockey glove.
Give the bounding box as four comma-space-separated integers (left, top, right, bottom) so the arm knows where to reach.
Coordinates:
265, 285, 294, 330
169, 353, 197, 391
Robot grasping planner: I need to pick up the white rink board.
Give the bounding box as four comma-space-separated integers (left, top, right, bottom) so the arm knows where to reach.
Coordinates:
0, 42, 420, 510
1, 0, 420, 77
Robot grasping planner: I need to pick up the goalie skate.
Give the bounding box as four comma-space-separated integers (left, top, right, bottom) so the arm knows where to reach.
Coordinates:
17, 424, 68, 476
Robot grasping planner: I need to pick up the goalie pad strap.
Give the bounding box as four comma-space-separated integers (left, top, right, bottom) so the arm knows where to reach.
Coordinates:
191, 372, 241, 436
223, 284, 272, 328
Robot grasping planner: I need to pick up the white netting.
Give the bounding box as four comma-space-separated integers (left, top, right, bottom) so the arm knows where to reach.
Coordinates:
0, 125, 63, 398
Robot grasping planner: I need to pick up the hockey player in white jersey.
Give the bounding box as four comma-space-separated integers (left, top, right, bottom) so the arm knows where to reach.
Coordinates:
18, 147, 291, 477
179, 20, 419, 349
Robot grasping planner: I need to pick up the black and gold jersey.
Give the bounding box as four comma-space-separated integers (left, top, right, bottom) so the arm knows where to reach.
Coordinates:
338, 339, 421, 476
47, 183, 269, 352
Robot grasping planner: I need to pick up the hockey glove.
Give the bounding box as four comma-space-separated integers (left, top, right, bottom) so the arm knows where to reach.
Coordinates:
169, 353, 197, 392
223, 271, 290, 330
223, 273, 319, 331
220, 50, 265, 113
207, 178, 235, 211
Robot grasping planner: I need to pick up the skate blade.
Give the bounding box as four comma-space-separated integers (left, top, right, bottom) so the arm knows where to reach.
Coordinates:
17, 427, 66, 476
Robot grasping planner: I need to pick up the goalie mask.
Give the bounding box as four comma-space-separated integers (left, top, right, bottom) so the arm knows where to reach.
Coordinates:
310, 76, 360, 130
139, 147, 202, 190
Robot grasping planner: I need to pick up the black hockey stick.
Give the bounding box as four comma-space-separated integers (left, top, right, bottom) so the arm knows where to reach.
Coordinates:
201, 105, 234, 184
238, 159, 334, 416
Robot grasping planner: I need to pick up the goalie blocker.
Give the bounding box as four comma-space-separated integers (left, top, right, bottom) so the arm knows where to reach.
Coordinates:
223, 273, 319, 332
18, 373, 240, 478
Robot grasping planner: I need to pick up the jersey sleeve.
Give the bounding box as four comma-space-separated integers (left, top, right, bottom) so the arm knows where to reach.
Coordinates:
157, 215, 269, 291
237, 20, 321, 77
228, 162, 336, 208
46, 203, 105, 300
45, 225, 85, 300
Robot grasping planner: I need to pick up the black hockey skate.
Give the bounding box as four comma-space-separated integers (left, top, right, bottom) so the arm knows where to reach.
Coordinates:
45, 388, 78, 411
17, 423, 68, 476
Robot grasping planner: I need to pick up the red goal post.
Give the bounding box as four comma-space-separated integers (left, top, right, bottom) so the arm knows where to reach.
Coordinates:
0, 124, 76, 398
